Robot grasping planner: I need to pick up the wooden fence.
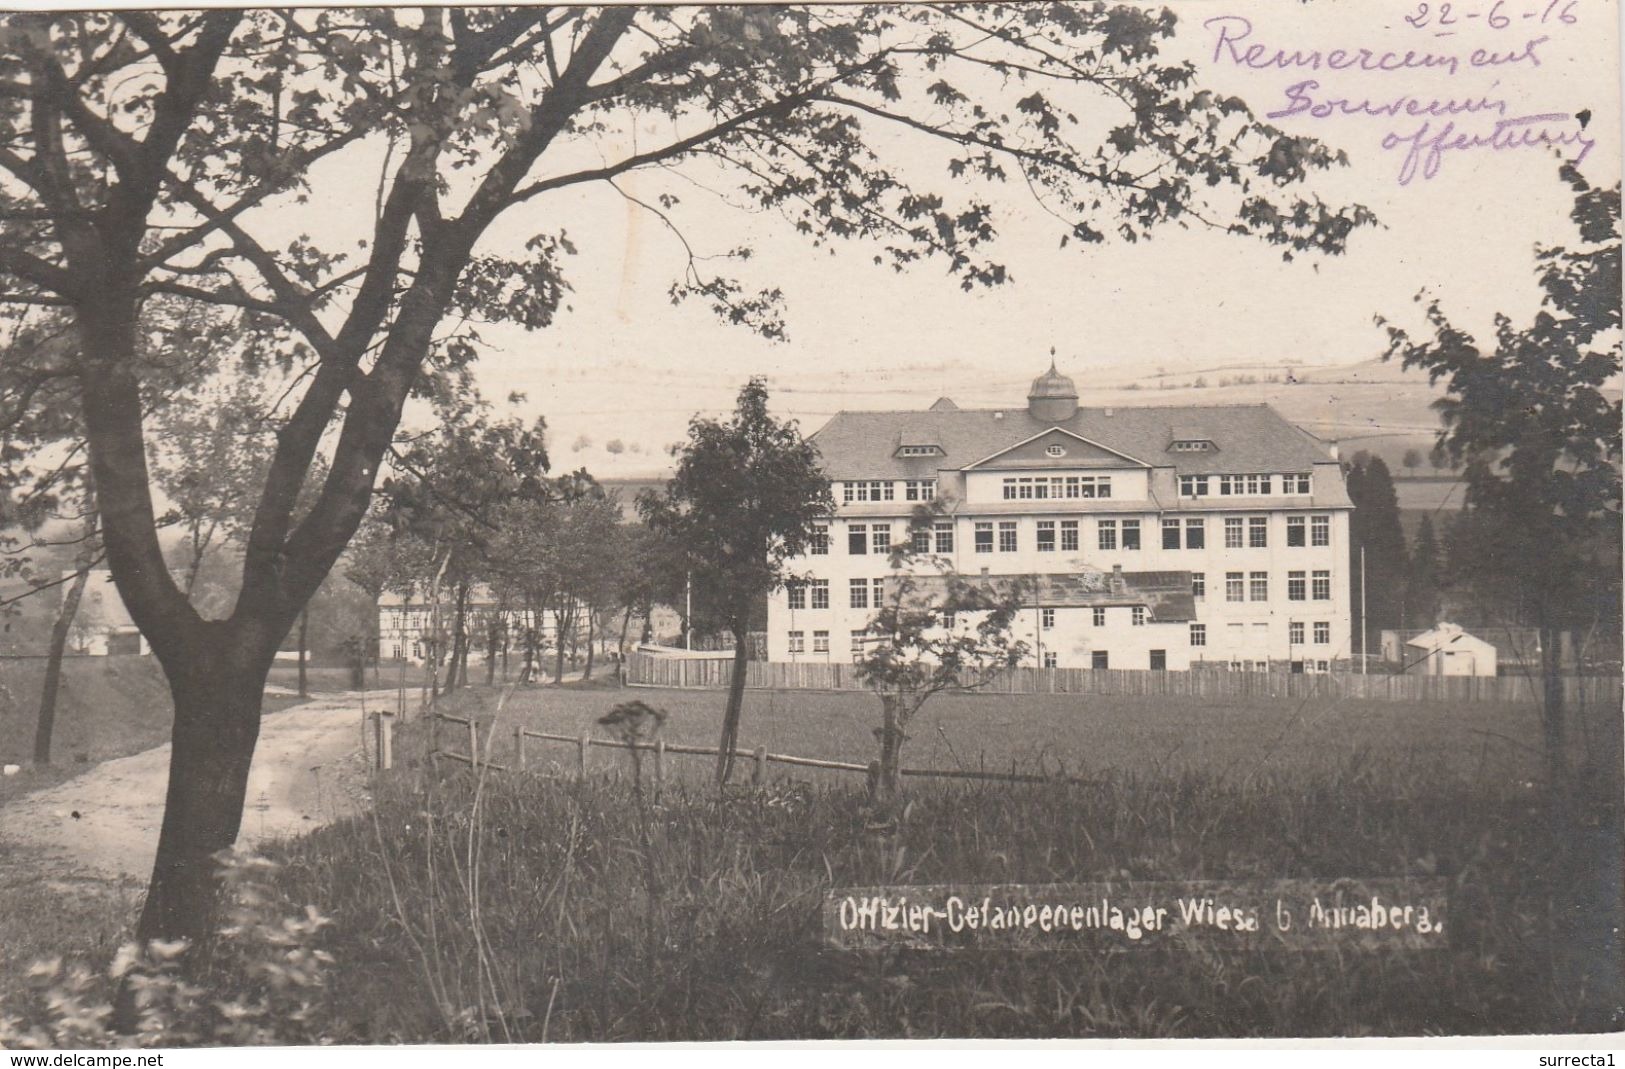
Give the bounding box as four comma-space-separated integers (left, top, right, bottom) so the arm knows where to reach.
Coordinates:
425, 712, 1086, 789
625, 652, 1624, 707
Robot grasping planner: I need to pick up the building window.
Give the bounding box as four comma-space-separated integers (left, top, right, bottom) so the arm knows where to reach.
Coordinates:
1122, 520, 1141, 551
811, 525, 829, 555
1312, 570, 1331, 600
842, 481, 896, 503
1192, 572, 1206, 599
1162, 519, 1181, 550
899, 445, 939, 457
1041, 607, 1056, 630
1190, 622, 1207, 646
934, 522, 954, 553
842, 483, 855, 504
1132, 606, 1146, 626
1185, 518, 1205, 549
1248, 516, 1268, 548
1043, 651, 1058, 667
1098, 520, 1117, 551
1224, 517, 1243, 548
391, 644, 402, 660
1227, 622, 1244, 644
1004, 475, 1111, 500
1092, 650, 1109, 669
872, 577, 885, 607
811, 579, 829, 609
1317, 659, 1330, 672
788, 630, 805, 654
872, 525, 892, 555
1061, 520, 1079, 552
1038, 520, 1056, 552
1287, 516, 1306, 547
1092, 607, 1106, 627
1249, 571, 1269, 601
849, 579, 869, 609
975, 522, 993, 553
1180, 474, 1210, 497
1314, 621, 1331, 644
1287, 473, 1312, 494
1225, 572, 1244, 602
1311, 514, 1330, 547
998, 521, 1017, 553
1289, 621, 1305, 645
1288, 571, 1306, 601
905, 479, 936, 501
812, 630, 829, 653
1046, 444, 1066, 457
848, 523, 867, 555
877, 481, 894, 501
910, 524, 931, 554
1251, 621, 1270, 642
851, 630, 868, 656
787, 583, 806, 610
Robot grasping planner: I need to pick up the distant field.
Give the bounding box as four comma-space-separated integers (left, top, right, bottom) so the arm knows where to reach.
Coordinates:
427, 681, 1611, 788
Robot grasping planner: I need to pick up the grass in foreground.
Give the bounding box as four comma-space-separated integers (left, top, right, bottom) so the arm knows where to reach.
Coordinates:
252, 751, 1621, 1041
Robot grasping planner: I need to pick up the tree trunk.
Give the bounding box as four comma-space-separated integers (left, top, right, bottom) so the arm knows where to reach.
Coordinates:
449, 583, 469, 691
136, 648, 269, 948
875, 694, 906, 807
296, 607, 309, 698
34, 566, 92, 767
583, 606, 596, 680
1540, 616, 1567, 792
714, 624, 751, 788
553, 600, 570, 684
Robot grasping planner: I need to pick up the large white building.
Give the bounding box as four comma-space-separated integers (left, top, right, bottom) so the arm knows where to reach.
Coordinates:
766, 365, 1355, 673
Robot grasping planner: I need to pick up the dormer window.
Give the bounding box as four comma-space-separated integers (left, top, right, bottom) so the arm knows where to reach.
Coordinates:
1045, 444, 1066, 457
1171, 440, 1214, 453
898, 445, 941, 457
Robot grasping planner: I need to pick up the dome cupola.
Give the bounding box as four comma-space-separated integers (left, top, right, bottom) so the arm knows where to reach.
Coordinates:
1028, 357, 1078, 423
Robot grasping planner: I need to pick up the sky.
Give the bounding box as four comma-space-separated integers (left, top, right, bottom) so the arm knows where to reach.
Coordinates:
299, 1, 1623, 477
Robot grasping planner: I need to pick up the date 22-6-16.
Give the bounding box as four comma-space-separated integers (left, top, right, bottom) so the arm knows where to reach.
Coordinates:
1406, 0, 1578, 31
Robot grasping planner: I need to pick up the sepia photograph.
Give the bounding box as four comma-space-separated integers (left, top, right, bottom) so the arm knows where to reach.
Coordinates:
0, 0, 1618, 1053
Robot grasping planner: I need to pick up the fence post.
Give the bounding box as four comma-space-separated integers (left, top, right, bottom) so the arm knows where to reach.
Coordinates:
753, 745, 767, 786
379, 711, 394, 771
514, 727, 526, 771
654, 738, 665, 794
430, 712, 440, 757
578, 733, 589, 778
467, 718, 480, 769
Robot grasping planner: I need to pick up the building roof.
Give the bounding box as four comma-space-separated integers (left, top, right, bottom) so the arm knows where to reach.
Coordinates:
810, 403, 1337, 480
1028, 362, 1079, 401
1404, 623, 1497, 653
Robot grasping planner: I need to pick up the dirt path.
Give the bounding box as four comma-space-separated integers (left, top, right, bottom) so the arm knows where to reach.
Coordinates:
0, 689, 396, 880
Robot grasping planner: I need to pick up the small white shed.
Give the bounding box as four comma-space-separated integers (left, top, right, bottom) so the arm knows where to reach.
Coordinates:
1404, 623, 1498, 677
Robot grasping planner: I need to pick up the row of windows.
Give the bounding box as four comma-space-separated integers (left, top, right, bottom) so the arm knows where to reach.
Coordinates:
1179, 473, 1314, 498
816, 515, 1332, 556
1220, 570, 1334, 602
791, 568, 1332, 610
1001, 475, 1113, 500
841, 480, 936, 503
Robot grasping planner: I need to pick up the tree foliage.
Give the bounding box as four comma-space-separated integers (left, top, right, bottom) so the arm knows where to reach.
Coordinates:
854, 504, 1029, 805
1380, 165, 1621, 784
639, 377, 832, 784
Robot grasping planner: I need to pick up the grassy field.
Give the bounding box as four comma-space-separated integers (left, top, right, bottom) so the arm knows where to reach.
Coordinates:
4, 681, 1619, 1043
426, 681, 1617, 790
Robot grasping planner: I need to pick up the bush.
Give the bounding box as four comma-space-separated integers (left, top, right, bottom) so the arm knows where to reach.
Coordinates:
0, 851, 342, 1048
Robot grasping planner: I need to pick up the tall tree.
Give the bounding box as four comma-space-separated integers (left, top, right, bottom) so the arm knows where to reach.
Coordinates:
1381, 166, 1621, 787
855, 506, 1028, 807
640, 378, 832, 786
1406, 513, 1442, 633
0, 7, 1372, 945
1348, 455, 1408, 650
